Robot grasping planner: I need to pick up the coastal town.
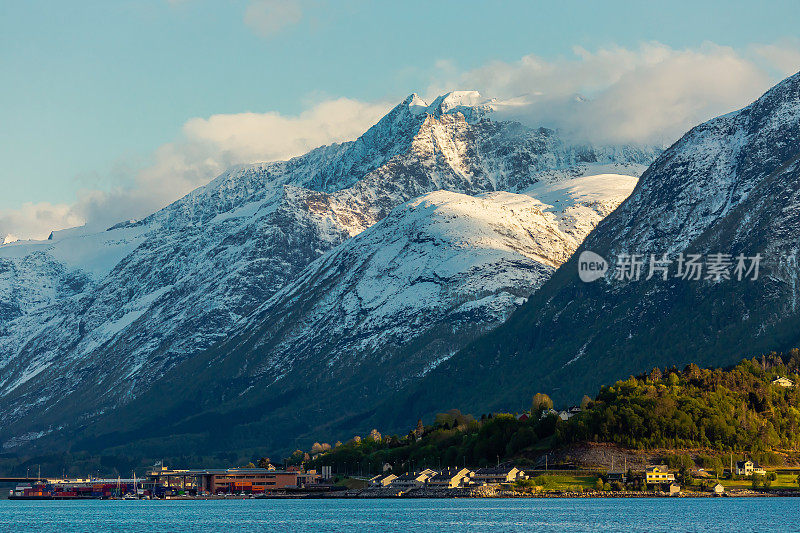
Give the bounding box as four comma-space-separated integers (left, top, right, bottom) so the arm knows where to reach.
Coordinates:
7, 456, 799, 500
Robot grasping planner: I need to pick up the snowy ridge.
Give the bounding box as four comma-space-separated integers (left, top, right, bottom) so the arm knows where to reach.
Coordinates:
601, 71, 800, 257
0, 91, 658, 450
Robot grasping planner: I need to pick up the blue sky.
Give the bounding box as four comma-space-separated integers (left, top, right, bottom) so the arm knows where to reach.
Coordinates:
2, 0, 800, 239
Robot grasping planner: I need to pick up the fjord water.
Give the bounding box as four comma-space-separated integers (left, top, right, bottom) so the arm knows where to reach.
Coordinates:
1, 498, 795, 532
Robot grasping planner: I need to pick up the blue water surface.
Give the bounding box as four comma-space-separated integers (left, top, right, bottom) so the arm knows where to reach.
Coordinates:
1, 497, 798, 532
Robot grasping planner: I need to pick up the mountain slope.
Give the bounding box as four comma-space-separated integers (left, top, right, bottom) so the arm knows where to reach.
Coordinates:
397, 71, 800, 422
233, 190, 565, 388
0, 91, 658, 452
56, 180, 637, 456
226, 175, 639, 393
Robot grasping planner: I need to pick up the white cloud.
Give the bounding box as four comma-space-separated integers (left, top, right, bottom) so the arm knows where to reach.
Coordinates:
0, 202, 83, 243
427, 41, 800, 145
750, 38, 800, 77
181, 98, 391, 163
244, 0, 303, 38
0, 98, 390, 241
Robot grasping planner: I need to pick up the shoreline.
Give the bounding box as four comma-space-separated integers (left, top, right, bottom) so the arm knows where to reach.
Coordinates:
154, 487, 800, 500
5, 491, 800, 501
325, 491, 800, 500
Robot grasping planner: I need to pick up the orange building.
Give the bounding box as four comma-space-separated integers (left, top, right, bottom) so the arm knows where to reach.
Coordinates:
205, 469, 301, 493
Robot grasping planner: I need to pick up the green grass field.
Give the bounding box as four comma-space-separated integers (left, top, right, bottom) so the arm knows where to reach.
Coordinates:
718, 473, 799, 490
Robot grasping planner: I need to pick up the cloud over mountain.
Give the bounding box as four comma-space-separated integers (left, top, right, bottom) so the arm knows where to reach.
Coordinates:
427, 42, 800, 145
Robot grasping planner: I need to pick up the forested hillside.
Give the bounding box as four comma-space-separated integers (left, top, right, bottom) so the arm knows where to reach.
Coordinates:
300, 352, 800, 473
564, 351, 800, 450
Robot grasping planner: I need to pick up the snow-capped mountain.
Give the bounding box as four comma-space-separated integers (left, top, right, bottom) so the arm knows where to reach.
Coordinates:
213, 178, 639, 390
0, 91, 658, 452
59, 178, 640, 455
403, 71, 800, 419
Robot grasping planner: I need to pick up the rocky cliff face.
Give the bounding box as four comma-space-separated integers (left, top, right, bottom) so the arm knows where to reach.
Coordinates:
0, 91, 657, 452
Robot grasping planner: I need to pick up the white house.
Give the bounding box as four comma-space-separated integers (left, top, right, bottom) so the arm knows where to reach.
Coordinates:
539, 408, 558, 420
558, 406, 582, 421
772, 377, 794, 388
735, 460, 766, 476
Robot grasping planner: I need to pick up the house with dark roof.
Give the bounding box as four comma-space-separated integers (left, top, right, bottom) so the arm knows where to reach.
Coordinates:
471, 466, 526, 485
389, 469, 437, 489
735, 460, 766, 476
607, 470, 627, 483
426, 467, 473, 489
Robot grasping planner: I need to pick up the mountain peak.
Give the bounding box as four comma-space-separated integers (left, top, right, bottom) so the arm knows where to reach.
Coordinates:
743, 69, 800, 125
346, 90, 492, 180
401, 93, 429, 114
427, 90, 491, 120
428, 90, 482, 110
394, 91, 492, 120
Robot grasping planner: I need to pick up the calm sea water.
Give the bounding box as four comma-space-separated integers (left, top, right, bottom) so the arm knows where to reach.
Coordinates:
0, 497, 797, 532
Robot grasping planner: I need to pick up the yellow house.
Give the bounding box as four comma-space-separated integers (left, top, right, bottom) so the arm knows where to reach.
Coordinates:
368, 473, 397, 487
645, 465, 675, 484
